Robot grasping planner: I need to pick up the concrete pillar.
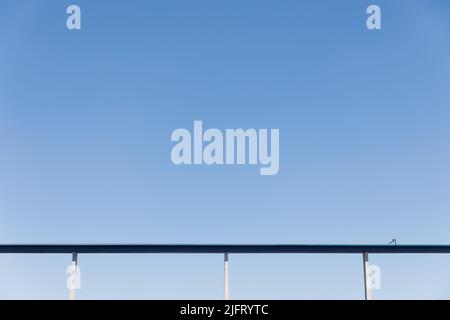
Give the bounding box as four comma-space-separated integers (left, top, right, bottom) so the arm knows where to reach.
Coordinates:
69, 252, 78, 300
363, 252, 372, 300
224, 253, 229, 300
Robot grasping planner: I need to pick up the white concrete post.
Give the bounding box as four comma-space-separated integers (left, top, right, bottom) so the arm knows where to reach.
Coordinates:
363, 252, 372, 300
224, 253, 229, 300
69, 252, 78, 300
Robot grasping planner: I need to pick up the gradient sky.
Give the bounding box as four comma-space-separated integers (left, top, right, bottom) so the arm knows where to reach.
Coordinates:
1, 0, 450, 299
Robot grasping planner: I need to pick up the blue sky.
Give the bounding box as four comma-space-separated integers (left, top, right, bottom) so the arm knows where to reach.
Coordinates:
0, 0, 450, 299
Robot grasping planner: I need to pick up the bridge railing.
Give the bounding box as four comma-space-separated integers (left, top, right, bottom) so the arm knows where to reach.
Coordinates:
2, 244, 450, 300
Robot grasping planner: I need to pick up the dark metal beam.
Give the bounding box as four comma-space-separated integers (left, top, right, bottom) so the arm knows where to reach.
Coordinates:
1, 244, 450, 254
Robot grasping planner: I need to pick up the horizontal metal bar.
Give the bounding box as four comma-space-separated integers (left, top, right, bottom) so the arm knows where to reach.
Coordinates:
1, 244, 450, 254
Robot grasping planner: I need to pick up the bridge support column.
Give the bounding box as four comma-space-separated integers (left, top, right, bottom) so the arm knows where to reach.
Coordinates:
363, 252, 372, 300
69, 253, 78, 300
224, 253, 229, 300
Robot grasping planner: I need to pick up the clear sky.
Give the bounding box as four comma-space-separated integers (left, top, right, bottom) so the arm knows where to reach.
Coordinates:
1, 0, 450, 299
